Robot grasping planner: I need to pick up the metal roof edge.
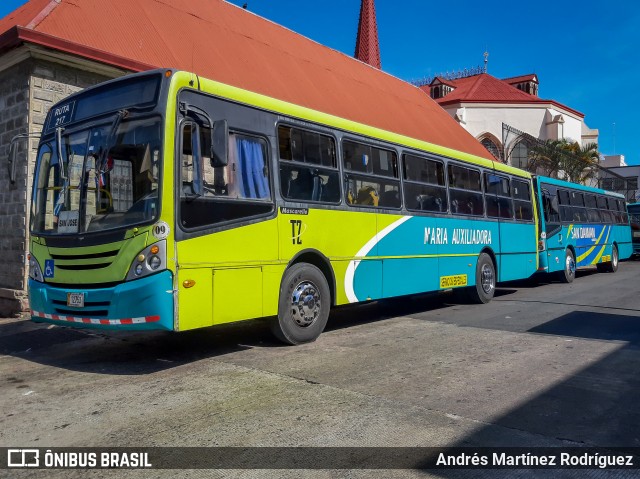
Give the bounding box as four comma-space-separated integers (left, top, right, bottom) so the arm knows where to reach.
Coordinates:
0, 26, 157, 72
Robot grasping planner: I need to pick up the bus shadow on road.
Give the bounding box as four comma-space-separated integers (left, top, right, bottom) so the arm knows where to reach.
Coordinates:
418, 317, 640, 478
325, 292, 452, 332
528, 310, 640, 347
499, 268, 600, 290
0, 318, 281, 375
0, 288, 511, 374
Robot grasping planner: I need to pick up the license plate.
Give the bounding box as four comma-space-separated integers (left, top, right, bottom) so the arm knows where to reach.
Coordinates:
440, 274, 468, 289
633, 232, 640, 238
67, 293, 85, 308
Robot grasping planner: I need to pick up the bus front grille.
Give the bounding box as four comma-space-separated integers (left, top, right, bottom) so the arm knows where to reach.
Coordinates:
50, 250, 119, 260
49, 249, 120, 270
56, 263, 112, 270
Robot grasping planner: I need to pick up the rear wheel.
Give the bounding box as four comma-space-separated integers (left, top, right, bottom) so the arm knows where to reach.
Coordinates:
558, 249, 576, 283
270, 263, 330, 345
465, 252, 496, 304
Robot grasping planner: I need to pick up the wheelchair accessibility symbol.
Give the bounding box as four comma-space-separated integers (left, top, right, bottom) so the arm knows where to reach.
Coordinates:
44, 260, 54, 278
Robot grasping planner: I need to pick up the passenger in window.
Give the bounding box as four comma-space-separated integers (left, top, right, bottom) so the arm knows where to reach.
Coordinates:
467, 198, 476, 215
379, 189, 399, 208
289, 168, 314, 200
356, 185, 378, 206
321, 174, 340, 202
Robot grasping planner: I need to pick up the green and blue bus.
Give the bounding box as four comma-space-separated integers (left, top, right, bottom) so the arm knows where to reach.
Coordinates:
534, 176, 632, 282
628, 202, 640, 256
26, 69, 540, 344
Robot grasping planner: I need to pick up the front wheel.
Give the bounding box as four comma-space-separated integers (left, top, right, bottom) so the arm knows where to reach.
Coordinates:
558, 249, 576, 283
603, 244, 619, 273
465, 252, 496, 304
270, 263, 330, 345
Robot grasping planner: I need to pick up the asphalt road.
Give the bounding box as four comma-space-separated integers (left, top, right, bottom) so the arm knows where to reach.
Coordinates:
2, 260, 640, 479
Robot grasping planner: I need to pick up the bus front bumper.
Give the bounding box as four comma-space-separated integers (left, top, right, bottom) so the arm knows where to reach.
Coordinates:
28, 270, 175, 331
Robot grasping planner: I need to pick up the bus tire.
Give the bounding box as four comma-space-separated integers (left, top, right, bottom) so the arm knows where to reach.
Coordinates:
559, 249, 576, 283
466, 253, 496, 304
271, 263, 330, 345
603, 244, 619, 273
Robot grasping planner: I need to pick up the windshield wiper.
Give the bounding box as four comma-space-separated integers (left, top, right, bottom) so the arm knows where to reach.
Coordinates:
97, 109, 128, 174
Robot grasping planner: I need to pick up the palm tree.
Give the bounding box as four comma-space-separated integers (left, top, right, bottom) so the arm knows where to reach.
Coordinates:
560, 141, 600, 184
527, 139, 566, 177
527, 139, 600, 184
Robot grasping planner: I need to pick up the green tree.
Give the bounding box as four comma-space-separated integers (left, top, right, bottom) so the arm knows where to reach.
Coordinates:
527, 139, 600, 184
561, 141, 600, 184
527, 139, 566, 177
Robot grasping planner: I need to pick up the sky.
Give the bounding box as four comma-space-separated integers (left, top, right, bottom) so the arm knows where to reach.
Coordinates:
2, 0, 639, 164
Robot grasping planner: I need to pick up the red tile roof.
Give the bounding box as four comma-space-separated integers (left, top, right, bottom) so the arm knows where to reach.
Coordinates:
0, 0, 494, 160
430, 76, 457, 88
502, 74, 538, 84
421, 73, 583, 118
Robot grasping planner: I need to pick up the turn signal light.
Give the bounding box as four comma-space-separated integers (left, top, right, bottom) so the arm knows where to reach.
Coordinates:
150, 245, 160, 255
183, 280, 196, 288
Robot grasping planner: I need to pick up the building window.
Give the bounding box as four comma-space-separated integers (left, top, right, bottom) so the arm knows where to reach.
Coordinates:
481, 138, 502, 161
511, 141, 528, 170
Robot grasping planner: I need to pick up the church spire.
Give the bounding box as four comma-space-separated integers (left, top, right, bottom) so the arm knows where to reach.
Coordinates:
354, 0, 381, 69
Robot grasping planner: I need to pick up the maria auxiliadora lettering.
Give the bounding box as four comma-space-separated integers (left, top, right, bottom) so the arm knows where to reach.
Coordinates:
424, 227, 492, 245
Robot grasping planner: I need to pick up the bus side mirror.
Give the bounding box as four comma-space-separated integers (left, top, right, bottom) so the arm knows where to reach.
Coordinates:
211, 119, 228, 167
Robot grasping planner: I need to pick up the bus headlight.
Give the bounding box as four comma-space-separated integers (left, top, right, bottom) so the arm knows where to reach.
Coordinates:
126, 240, 166, 281
28, 254, 44, 283
148, 256, 162, 270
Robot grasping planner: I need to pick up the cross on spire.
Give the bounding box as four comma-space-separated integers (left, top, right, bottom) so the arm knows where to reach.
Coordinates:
354, 0, 381, 69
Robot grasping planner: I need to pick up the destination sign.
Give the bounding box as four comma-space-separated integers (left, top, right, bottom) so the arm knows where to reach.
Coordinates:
46, 101, 76, 132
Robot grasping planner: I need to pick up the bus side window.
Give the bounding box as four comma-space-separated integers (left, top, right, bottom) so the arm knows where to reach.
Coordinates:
542, 190, 560, 223
558, 189, 572, 223
278, 125, 340, 204
512, 179, 533, 221
343, 139, 400, 209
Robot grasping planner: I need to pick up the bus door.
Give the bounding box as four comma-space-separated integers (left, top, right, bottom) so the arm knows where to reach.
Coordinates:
540, 184, 573, 273
176, 122, 278, 330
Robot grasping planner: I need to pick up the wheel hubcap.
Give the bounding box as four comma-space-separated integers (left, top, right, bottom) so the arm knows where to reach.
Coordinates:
481, 263, 494, 294
567, 255, 576, 277
613, 248, 618, 267
291, 281, 321, 327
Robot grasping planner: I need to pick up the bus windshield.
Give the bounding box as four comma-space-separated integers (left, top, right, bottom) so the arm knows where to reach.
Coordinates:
31, 116, 162, 235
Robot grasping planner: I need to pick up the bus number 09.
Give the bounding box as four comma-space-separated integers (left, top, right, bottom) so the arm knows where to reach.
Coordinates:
153, 223, 168, 238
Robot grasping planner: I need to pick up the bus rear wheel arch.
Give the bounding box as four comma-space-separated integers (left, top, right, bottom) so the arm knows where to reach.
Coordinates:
271, 262, 330, 345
